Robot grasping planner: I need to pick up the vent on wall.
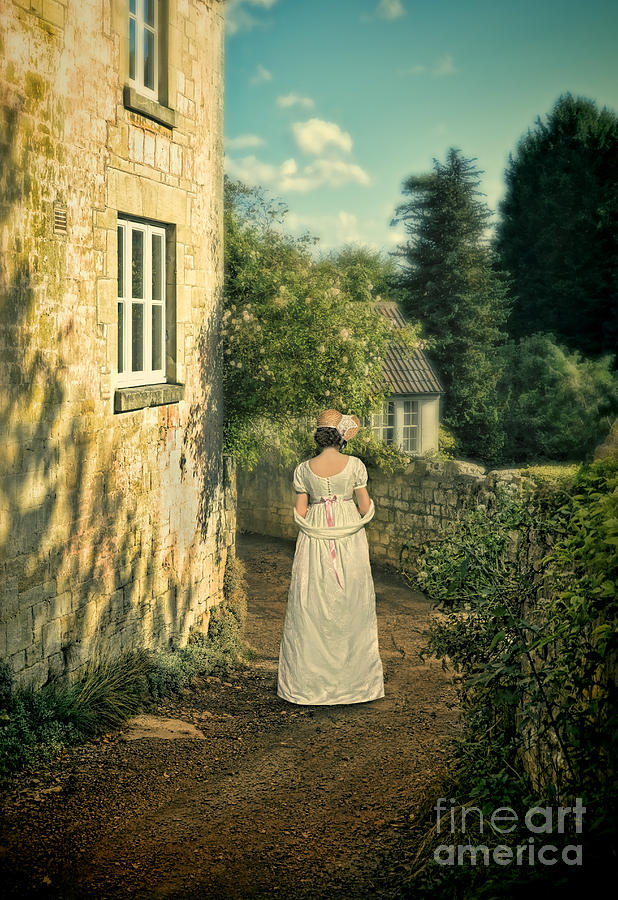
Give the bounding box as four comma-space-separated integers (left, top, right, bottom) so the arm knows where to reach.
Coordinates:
53, 202, 67, 235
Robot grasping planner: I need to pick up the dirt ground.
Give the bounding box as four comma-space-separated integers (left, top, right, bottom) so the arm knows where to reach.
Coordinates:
0, 532, 461, 899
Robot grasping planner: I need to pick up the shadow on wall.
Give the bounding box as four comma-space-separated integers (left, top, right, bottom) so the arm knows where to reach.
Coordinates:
0, 77, 208, 689
182, 281, 228, 568
0, 81, 150, 686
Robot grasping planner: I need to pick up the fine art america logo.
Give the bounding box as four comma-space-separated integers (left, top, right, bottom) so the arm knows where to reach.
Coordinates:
433, 798, 585, 866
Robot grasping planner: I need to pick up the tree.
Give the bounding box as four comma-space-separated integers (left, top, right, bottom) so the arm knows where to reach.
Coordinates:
222, 176, 419, 467
496, 333, 618, 463
495, 93, 618, 362
392, 147, 512, 462
317, 245, 398, 304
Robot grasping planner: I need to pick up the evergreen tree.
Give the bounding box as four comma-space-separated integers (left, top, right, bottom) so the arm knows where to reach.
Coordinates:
495, 93, 618, 362
392, 147, 512, 462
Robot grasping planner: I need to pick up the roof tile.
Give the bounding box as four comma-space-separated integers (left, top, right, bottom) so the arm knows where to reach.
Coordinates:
373, 301, 444, 395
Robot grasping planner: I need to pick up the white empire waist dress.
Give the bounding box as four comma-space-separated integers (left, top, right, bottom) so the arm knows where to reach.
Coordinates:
276, 455, 385, 705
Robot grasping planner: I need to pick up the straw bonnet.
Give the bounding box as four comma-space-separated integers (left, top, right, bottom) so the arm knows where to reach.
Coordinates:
316, 409, 361, 441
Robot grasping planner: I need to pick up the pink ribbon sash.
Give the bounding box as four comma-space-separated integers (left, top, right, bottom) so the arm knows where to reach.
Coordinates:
317, 494, 354, 590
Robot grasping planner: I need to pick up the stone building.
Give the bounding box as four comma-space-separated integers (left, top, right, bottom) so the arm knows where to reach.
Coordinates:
0, 0, 232, 689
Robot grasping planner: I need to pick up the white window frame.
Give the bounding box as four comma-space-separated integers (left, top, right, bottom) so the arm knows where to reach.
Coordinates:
116, 218, 167, 388
370, 400, 396, 445
402, 398, 420, 453
128, 0, 159, 102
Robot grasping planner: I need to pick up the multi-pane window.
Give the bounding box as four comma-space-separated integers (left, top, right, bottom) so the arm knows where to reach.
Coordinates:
371, 401, 396, 445
117, 219, 166, 387
402, 399, 420, 452
129, 0, 158, 100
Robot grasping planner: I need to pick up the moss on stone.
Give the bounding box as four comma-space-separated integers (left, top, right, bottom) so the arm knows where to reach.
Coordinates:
25, 72, 47, 106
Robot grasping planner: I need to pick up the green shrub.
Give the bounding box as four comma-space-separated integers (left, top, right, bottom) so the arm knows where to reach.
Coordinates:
346, 428, 410, 477
437, 423, 459, 459
496, 333, 618, 463
144, 553, 250, 698
399, 457, 618, 896
0, 686, 80, 779
0, 660, 14, 715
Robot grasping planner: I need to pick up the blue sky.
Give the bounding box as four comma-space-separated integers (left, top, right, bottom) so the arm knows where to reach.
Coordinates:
224, 0, 618, 257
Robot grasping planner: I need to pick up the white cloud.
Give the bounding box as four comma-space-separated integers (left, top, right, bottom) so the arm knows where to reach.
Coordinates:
286, 210, 365, 248
276, 92, 315, 109
400, 55, 457, 77
250, 64, 273, 84
226, 0, 279, 36
224, 154, 280, 185
387, 226, 407, 247
226, 133, 266, 150
224, 153, 371, 193
282, 159, 371, 192
280, 157, 298, 177
292, 118, 353, 155
433, 54, 456, 76
283, 209, 403, 254
377, 0, 406, 19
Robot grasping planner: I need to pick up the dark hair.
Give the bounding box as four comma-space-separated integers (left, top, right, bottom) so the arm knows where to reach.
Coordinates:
314, 426, 347, 451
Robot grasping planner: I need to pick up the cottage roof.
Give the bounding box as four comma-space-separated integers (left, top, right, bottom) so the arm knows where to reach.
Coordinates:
373, 301, 445, 395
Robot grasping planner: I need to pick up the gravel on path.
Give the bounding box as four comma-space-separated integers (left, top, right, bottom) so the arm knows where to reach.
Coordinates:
0, 531, 460, 899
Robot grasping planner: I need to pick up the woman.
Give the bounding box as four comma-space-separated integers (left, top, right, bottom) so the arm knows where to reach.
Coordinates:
276, 408, 385, 705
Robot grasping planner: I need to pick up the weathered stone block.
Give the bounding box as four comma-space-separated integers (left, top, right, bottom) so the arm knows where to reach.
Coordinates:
42, 619, 62, 657
96, 276, 117, 324
6, 607, 33, 657
25, 640, 43, 667
10, 650, 27, 675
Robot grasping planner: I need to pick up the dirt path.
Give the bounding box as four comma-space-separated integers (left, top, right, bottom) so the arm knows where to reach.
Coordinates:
0, 533, 460, 899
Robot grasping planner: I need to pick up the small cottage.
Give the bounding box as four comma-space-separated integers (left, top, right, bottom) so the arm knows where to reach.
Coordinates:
363, 301, 444, 455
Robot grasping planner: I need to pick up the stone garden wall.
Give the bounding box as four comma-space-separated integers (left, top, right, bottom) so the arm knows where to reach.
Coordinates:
236, 453, 524, 570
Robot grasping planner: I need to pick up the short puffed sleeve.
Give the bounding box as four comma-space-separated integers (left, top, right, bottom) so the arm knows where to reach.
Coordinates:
293, 462, 307, 494
353, 458, 368, 489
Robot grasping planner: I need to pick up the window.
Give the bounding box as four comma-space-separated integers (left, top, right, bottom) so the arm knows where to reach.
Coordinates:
117, 218, 166, 387
402, 399, 420, 452
129, 0, 158, 101
371, 400, 395, 445
123, 0, 176, 128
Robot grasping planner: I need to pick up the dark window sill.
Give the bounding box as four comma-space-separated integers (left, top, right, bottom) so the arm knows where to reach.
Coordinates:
123, 85, 176, 129
114, 382, 184, 413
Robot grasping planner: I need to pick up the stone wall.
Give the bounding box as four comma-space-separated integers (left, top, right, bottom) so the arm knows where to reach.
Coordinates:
236, 453, 524, 570
0, 0, 232, 689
